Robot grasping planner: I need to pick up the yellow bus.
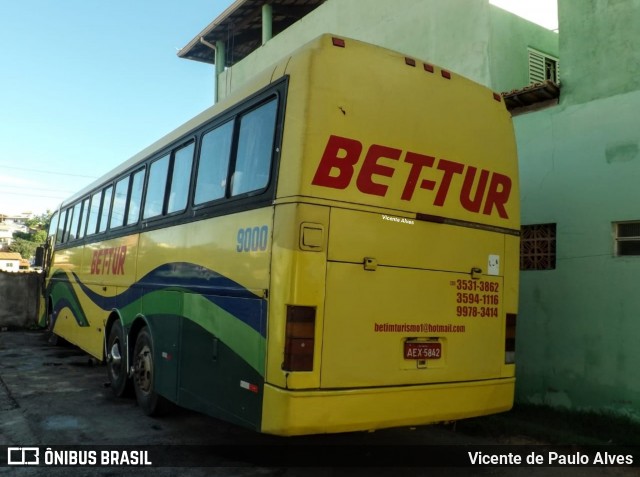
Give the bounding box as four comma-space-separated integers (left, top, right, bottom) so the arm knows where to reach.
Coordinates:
39, 34, 519, 436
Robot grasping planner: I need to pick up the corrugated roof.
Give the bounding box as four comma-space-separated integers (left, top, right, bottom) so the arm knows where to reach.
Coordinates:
177, 0, 325, 66
0, 252, 22, 260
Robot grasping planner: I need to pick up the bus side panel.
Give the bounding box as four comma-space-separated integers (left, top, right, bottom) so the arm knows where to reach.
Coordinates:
136, 209, 272, 430
265, 203, 330, 390
179, 317, 265, 430
141, 291, 183, 403
49, 233, 139, 359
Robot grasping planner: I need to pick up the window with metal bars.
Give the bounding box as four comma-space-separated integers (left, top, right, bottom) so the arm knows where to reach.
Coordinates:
528, 48, 559, 85
520, 223, 556, 270
614, 222, 640, 256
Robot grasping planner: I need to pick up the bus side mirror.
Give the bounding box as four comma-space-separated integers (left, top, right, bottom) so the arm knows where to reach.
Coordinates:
34, 246, 45, 267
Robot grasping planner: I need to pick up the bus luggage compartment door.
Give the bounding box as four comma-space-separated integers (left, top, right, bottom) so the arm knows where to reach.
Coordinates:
320, 208, 506, 389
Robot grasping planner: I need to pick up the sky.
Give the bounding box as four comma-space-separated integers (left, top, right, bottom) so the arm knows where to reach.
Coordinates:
490, 0, 559, 30
0, 1, 557, 217
0, 0, 233, 216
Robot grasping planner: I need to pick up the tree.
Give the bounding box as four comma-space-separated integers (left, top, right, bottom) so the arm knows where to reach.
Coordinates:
9, 211, 52, 260
25, 211, 53, 232
8, 237, 38, 260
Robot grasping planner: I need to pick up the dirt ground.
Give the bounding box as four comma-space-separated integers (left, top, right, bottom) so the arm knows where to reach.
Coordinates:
0, 329, 638, 476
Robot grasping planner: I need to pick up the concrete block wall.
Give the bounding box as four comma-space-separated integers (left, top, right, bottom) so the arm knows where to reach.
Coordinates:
0, 272, 41, 328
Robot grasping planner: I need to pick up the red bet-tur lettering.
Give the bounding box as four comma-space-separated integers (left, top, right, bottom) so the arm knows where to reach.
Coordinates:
90, 250, 99, 274
90, 246, 127, 275
311, 135, 362, 189
433, 160, 464, 206
312, 135, 512, 220
401, 152, 435, 201
482, 173, 511, 219
116, 246, 127, 274
103, 248, 113, 275
356, 144, 401, 196
460, 167, 490, 213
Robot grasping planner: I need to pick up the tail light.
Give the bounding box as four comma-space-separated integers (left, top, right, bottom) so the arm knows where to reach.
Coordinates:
283, 306, 316, 371
505, 313, 517, 364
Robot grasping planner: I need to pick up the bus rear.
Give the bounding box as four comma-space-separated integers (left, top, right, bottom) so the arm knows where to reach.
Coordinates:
263, 35, 519, 435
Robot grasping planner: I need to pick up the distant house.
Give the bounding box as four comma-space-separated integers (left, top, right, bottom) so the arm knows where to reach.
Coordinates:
0, 252, 22, 272
0, 224, 12, 250
0, 212, 31, 250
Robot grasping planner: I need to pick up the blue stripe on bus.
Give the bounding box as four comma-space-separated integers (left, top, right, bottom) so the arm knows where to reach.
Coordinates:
68, 262, 267, 336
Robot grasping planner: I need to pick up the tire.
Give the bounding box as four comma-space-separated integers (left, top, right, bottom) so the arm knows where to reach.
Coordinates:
106, 320, 132, 397
45, 302, 54, 331
45, 301, 68, 347
132, 326, 171, 416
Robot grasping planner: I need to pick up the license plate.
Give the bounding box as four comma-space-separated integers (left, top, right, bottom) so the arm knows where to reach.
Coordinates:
404, 341, 441, 360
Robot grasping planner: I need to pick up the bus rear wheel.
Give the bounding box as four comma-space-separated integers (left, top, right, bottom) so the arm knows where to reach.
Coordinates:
106, 320, 132, 397
132, 326, 171, 416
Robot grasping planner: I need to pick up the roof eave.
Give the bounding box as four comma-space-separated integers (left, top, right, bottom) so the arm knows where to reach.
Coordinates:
177, 0, 247, 63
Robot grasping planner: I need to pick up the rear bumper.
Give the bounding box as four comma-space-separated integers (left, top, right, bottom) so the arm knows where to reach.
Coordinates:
261, 377, 515, 436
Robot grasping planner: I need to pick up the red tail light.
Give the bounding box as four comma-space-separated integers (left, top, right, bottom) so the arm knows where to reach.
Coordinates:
505, 313, 516, 364
283, 306, 316, 371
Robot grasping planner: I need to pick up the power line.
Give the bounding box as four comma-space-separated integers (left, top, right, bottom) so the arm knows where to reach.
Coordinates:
0, 191, 66, 200
0, 164, 98, 179
0, 185, 76, 194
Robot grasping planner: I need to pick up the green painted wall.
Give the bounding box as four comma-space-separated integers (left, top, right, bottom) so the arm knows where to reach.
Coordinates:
559, 0, 640, 106
217, 0, 557, 100
489, 7, 558, 93
515, 0, 640, 420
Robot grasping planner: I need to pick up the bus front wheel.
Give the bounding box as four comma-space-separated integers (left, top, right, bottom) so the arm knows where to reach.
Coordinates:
132, 327, 171, 416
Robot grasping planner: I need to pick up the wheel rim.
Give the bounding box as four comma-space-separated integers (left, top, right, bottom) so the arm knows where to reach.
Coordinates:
134, 344, 152, 395
108, 340, 123, 379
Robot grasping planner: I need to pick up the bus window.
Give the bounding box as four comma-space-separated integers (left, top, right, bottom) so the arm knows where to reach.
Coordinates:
68, 202, 82, 241
78, 197, 89, 239
110, 176, 130, 229
127, 168, 145, 225
231, 98, 277, 196
98, 186, 113, 233
56, 209, 68, 244
194, 121, 233, 205
48, 211, 59, 238
86, 190, 102, 236
61, 208, 74, 243
143, 154, 169, 219
167, 142, 194, 214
